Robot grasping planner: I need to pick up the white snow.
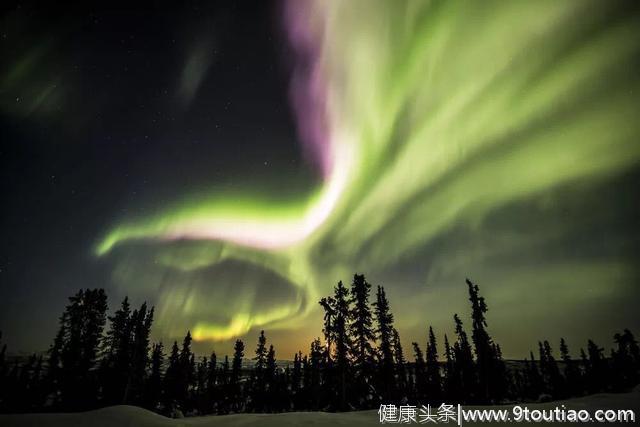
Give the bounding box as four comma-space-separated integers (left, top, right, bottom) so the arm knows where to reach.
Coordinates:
1, 389, 638, 427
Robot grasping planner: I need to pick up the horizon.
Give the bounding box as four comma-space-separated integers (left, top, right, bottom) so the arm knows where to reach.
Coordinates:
1, 0, 640, 370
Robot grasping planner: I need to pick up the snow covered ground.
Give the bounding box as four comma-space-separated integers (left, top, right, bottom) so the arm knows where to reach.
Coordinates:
2, 389, 638, 427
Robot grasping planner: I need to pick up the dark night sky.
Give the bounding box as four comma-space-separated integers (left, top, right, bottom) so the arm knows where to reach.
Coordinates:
1, 0, 311, 351
1, 0, 639, 359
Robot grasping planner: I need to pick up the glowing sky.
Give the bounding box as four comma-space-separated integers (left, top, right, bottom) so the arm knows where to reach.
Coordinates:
92, 0, 640, 354
1, 0, 639, 358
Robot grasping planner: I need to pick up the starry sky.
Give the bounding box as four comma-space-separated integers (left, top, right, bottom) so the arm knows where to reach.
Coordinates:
1, 0, 639, 360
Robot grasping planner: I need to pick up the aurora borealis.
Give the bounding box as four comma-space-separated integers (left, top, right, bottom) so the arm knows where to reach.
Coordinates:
1, 0, 640, 358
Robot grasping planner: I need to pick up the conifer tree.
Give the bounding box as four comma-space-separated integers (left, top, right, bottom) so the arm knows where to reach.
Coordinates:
585, 339, 607, 393
559, 338, 580, 397
319, 296, 335, 364
542, 341, 563, 398
442, 334, 459, 400
144, 342, 164, 410
349, 274, 376, 368
55, 289, 108, 410
251, 330, 268, 411
425, 326, 442, 402
230, 339, 245, 412
452, 314, 475, 403
374, 285, 395, 400
412, 342, 427, 400
527, 351, 543, 400
331, 281, 352, 409
204, 351, 217, 414
392, 328, 407, 399
466, 279, 504, 402
163, 340, 181, 412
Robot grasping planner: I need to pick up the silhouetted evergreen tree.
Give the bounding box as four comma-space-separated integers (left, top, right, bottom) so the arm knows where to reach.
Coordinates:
611, 330, 640, 390
442, 334, 460, 400
349, 274, 375, 367
162, 341, 181, 413
250, 330, 268, 411
559, 338, 580, 397
412, 342, 427, 401
392, 328, 407, 401
539, 340, 563, 398
124, 303, 154, 405
204, 351, 217, 414
143, 342, 164, 410
466, 278, 505, 403
319, 296, 335, 365
452, 313, 475, 403
50, 289, 108, 411
100, 296, 131, 404
217, 355, 230, 414
425, 326, 442, 402
330, 280, 352, 410
373, 285, 395, 403
585, 339, 608, 393
230, 339, 245, 412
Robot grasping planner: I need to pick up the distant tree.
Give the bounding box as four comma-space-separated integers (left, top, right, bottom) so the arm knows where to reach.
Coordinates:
100, 296, 131, 404
251, 331, 268, 411
373, 285, 395, 402
452, 314, 475, 403
124, 303, 154, 405
204, 351, 217, 414
585, 339, 608, 393
172, 331, 195, 412
539, 341, 563, 398
291, 352, 303, 409
230, 339, 245, 412
307, 338, 323, 410
442, 334, 460, 400
50, 289, 108, 410
330, 281, 352, 410
162, 340, 181, 413
466, 278, 505, 403
265, 344, 277, 411
392, 328, 407, 400
425, 326, 442, 402
559, 338, 581, 397
526, 350, 543, 400
349, 274, 376, 368
193, 356, 208, 414
319, 296, 336, 365
217, 355, 230, 414
144, 342, 164, 410
611, 330, 639, 390
412, 341, 427, 397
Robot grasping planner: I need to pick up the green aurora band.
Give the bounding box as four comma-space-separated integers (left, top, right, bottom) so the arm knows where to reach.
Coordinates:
96, 0, 640, 354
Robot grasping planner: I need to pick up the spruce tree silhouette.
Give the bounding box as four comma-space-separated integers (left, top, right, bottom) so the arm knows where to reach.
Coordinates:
331, 280, 352, 410
412, 341, 427, 401
466, 278, 505, 403
205, 351, 217, 414
230, 339, 245, 413
50, 289, 108, 411
251, 330, 268, 411
144, 342, 164, 410
559, 338, 580, 397
443, 334, 460, 401
392, 328, 407, 401
373, 285, 395, 403
349, 274, 376, 384
162, 341, 181, 414
425, 326, 442, 402
452, 313, 475, 403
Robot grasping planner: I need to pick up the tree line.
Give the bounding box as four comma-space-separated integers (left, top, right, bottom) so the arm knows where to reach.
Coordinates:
0, 276, 638, 416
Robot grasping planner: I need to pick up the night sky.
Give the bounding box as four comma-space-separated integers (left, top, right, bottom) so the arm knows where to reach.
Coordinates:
1, 0, 639, 359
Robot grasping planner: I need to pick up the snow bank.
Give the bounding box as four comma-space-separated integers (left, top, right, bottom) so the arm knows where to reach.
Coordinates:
2, 389, 638, 427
